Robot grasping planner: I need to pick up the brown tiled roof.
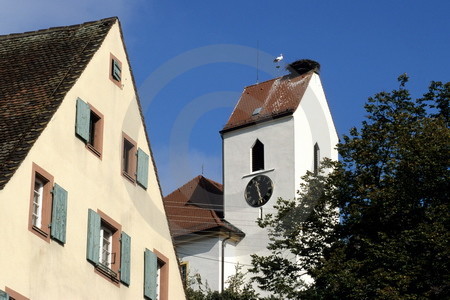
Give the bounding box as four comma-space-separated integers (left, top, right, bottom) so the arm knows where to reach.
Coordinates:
164, 175, 244, 239
221, 71, 313, 133
0, 17, 117, 189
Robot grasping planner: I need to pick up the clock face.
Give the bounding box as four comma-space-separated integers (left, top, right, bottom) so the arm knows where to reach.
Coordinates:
245, 175, 274, 207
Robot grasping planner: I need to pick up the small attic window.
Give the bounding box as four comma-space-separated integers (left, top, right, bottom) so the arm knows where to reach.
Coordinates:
110, 53, 122, 88
112, 60, 121, 81
252, 107, 262, 116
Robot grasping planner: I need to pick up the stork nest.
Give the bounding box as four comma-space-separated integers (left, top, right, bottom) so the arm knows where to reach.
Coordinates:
286, 59, 320, 76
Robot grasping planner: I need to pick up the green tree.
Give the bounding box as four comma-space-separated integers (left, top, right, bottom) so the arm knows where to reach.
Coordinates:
250, 76, 450, 299
186, 264, 259, 300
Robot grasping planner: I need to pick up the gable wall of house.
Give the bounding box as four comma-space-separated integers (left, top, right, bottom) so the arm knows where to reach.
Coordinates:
0, 22, 184, 299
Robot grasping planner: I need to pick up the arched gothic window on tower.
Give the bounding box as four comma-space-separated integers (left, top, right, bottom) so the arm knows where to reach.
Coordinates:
314, 143, 320, 175
252, 139, 264, 172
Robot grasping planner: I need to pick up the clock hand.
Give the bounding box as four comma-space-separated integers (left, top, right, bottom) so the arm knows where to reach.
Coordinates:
255, 181, 263, 203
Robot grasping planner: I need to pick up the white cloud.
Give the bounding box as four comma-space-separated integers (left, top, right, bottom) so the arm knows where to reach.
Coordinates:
0, 0, 143, 34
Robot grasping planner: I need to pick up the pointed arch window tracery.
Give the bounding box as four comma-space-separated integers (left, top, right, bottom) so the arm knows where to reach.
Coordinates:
314, 142, 320, 175
252, 139, 264, 172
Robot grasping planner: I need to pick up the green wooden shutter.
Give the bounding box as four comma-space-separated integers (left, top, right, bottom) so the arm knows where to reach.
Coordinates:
86, 209, 101, 264
0, 290, 9, 300
144, 249, 158, 300
120, 232, 131, 286
76, 97, 90, 142
51, 183, 68, 244
136, 148, 149, 189
112, 59, 121, 81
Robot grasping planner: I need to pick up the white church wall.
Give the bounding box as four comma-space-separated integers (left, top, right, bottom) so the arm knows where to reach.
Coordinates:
177, 235, 222, 291
222, 117, 297, 281
293, 73, 339, 191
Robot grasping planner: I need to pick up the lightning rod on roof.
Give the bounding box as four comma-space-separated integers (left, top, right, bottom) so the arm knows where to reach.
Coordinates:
256, 40, 259, 84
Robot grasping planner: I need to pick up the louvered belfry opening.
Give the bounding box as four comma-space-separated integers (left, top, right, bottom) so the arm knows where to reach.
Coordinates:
252, 139, 264, 172
314, 142, 320, 175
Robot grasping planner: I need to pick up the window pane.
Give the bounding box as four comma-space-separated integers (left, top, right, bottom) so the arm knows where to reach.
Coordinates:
33, 178, 44, 228
123, 139, 134, 174
157, 263, 162, 300
89, 112, 100, 147
100, 226, 113, 268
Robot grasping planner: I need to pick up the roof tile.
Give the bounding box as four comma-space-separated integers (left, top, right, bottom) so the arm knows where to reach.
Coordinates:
222, 71, 313, 133
164, 175, 244, 238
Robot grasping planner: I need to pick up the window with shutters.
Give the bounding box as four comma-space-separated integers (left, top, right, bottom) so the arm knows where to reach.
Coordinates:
144, 249, 169, 300
122, 132, 150, 189
86, 209, 131, 286
75, 98, 104, 158
251, 139, 265, 172
3, 287, 29, 300
28, 163, 68, 244
313, 143, 320, 175
110, 53, 122, 88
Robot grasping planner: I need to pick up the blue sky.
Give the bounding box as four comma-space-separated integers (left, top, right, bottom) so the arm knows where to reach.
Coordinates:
1, 1, 449, 194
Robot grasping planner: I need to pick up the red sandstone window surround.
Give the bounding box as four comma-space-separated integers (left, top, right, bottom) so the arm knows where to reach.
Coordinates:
28, 163, 54, 242
4, 287, 29, 300
122, 132, 137, 183
110, 53, 122, 88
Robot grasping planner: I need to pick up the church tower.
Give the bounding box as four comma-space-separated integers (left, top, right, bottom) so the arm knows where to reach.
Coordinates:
220, 60, 338, 282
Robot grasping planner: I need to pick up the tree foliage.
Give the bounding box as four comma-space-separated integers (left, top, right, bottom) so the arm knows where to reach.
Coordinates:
186, 264, 260, 300
250, 76, 450, 299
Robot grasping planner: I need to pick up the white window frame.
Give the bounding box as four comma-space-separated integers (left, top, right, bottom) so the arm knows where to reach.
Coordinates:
156, 262, 162, 300
100, 225, 113, 268
32, 177, 44, 228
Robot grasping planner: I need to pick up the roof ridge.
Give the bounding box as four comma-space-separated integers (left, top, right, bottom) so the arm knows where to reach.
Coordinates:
199, 175, 223, 189
244, 70, 314, 89
164, 175, 201, 199
245, 76, 282, 89
0, 17, 117, 41
164, 174, 223, 198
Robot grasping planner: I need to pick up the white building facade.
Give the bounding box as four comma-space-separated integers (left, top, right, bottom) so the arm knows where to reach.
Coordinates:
0, 18, 185, 300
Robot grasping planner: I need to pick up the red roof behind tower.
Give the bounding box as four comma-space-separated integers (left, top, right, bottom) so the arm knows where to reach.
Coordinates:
164, 175, 244, 240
